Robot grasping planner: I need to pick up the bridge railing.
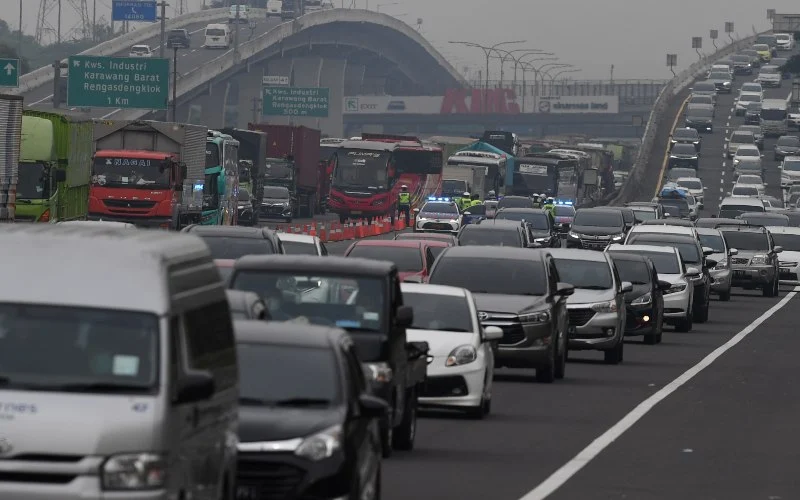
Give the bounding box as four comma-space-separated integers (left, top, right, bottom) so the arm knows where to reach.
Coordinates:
609, 32, 769, 206
13, 8, 229, 96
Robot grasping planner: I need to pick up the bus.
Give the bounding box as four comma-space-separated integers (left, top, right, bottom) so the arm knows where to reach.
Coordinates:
481, 130, 520, 156
512, 153, 565, 197
205, 130, 240, 225
761, 98, 789, 136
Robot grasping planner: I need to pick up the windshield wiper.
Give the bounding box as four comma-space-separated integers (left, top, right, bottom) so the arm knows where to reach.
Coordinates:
273, 398, 332, 407
55, 382, 151, 393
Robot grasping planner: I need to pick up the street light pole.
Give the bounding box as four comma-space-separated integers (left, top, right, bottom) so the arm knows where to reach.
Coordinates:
537, 63, 569, 96
550, 68, 580, 85
171, 47, 179, 121
159, 1, 169, 58
18, 0, 22, 59
234, 2, 240, 55
492, 48, 554, 91
449, 39, 526, 93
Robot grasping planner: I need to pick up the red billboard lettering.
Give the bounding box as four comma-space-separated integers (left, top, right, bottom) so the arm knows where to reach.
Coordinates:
440, 89, 520, 114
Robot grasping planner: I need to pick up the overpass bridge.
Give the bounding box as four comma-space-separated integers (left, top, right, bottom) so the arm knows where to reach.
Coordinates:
16, 8, 667, 137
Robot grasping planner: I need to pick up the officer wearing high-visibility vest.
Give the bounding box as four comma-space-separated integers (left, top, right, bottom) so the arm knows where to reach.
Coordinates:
543, 197, 556, 218
459, 192, 471, 211
469, 193, 482, 208
398, 185, 411, 225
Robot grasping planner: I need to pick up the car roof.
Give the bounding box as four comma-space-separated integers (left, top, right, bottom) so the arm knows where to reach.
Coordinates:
183, 225, 276, 238
717, 224, 768, 234
731, 130, 755, 136
496, 207, 546, 214
549, 248, 609, 262
468, 220, 523, 230
676, 176, 701, 183
400, 282, 468, 297
695, 217, 746, 227
694, 227, 725, 236
674, 127, 699, 133
606, 251, 650, 265
736, 144, 760, 151
783, 156, 800, 161
606, 243, 681, 256
641, 218, 695, 227
394, 232, 458, 244
439, 246, 548, 261
741, 212, 787, 218
235, 255, 395, 276
630, 225, 696, 236
498, 196, 531, 201
763, 226, 800, 234
720, 196, 764, 206
625, 202, 659, 207
277, 233, 319, 244
233, 319, 343, 348
576, 207, 622, 215
350, 239, 423, 248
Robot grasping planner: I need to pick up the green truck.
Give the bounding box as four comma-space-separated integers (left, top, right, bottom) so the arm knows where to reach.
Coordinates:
16, 110, 92, 222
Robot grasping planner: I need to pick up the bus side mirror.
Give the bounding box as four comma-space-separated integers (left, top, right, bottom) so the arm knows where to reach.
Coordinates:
54, 169, 67, 182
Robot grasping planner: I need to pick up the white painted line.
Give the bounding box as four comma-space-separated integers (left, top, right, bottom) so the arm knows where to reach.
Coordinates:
726, 122, 730, 127
720, 178, 724, 184
518, 288, 800, 500
101, 109, 120, 119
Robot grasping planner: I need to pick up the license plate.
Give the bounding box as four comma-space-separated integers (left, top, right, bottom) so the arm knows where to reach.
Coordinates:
236, 486, 259, 499
733, 270, 746, 277
568, 326, 576, 335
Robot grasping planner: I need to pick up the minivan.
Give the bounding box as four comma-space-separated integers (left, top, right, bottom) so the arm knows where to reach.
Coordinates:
0, 225, 238, 499
718, 196, 765, 218
204, 23, 231, 49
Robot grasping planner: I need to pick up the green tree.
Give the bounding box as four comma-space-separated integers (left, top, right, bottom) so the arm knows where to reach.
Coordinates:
0, 42, 30, 74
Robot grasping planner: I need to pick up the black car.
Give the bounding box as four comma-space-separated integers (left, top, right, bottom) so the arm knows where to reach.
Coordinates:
774, 135, 800, 161
226, 290, 269, 320
496, 195, 536, 210
234, 321, 386, 499
428, 246, 574, 383
744, 102, 762, 125
236, 188, 259, 226
181, 225, 285, 259
624, 232, 713, 323
260, 185, 296, 222
668, 143, 700, 169
684, 106, 714, 133
730, 54, 754, 74
166, 28, 190, 48
457, 219, 528, 247
494, 208, 558, 247
603, 206, 636, 232
670, 127, 701, 151
566, 208, 626, 250
228, 255, 428, 458
606, 253, 669, 344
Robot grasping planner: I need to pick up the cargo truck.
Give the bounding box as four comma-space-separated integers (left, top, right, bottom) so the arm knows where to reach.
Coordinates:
441, 165, 487, 203
248, 123, 327, 218
0, 94, 23, 222
89, 120, 207, 229
17, 110, 93, 222
220, 127, 267, 226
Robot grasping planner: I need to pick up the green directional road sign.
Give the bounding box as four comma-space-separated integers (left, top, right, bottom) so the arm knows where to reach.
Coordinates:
262, 86, 329, 118
67, 55, 169, 109
0, 59, 19, 87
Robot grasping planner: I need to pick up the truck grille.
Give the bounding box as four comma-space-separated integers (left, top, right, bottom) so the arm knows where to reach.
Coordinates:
236, 458, 304, 497
568, 308, 596, 327
481, 314, 526, 345
103, 199, 156, 209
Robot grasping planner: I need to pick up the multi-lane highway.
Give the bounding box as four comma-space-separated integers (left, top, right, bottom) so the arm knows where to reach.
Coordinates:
23, 17, 281, 118
309, 53, 800, 500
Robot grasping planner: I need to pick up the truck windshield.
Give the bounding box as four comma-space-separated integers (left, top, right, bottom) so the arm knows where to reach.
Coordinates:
92, 157, 170, 189
334, 150, 389, 188
206, 143, 221, 167
0, 304, 159, 393
441, 179, 467, 195
17, 162, 49, 199
264, 160, 293, 182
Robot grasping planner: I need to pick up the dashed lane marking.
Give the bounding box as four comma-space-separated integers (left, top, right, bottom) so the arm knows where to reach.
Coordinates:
519, 288, 800, 500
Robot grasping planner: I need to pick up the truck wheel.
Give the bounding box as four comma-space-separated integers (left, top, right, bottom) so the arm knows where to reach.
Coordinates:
391, 388, 417, 451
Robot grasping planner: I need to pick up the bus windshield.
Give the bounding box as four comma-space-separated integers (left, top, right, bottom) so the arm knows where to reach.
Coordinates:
333, 150, 389, 189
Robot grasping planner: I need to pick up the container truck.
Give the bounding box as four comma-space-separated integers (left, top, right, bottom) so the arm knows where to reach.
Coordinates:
0, 94, 23, 222
89, 119, 207, 229
17, 110, 93, 222
220, 127, 267, 226
248, 123, 327, 217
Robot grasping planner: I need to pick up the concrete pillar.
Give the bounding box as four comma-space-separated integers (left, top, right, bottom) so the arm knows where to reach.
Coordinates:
344, 63, 366, 95
235, 61, 268, 127
317, 58, 346, 137
289, 56, 323, 130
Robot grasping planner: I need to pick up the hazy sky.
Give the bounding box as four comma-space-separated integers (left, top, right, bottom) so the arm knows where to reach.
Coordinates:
1, 0, 795, 79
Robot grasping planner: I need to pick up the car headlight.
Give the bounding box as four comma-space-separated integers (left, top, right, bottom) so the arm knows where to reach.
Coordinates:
568, 231, 580, 238
449, 219, 459, 225
237, 204, 248, 210
446, 345, 477, 366
102, 453, 167, 490
590, 300, 617, 313
734, 159, 740, 165
669, 155, 677, 159
295, 424, 342, 461
282, 202, 289, 207
520, 310, 550, 323
724, 82, 731, 86
365, 362, 393, 383
611, 233, 625, 241
714, 259, 729, 270
631, 292, 652, 305
416, 217, 428, 223
665, 282, 687, 294
750, 255, 768, 265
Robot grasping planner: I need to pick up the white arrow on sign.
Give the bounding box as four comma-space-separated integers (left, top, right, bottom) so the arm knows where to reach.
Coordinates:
131, 6, 137, 14
4, 63, 15, 75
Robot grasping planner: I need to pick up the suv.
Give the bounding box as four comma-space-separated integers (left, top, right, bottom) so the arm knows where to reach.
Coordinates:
181, 225, 285, 259
670, 127, 701, 151
624, 225, 714, 323
550, 249, 630, 364
228, 255, 428, 456
457, 219, 528, 247
494, 208, 558, 247
566, 208, 626, 250
428, 246, 574, 383
719, 224, 782, 297
166, 28, 190, 48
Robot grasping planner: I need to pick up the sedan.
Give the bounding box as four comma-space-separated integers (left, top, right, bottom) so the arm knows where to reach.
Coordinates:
706, 71, 733, 93
733, 145, 764, 178
744, 102, 762, 125
669, 143, 700, 169
401, 282, 502, 418
737, 125, 765, 149
606, 252, 669, 344
734, 174, 766, 195
128, 44, 152, 57
344, 240, 435, 281
756, 65, 782, 87
774, 135, 800, 161
735, 93, 762, 115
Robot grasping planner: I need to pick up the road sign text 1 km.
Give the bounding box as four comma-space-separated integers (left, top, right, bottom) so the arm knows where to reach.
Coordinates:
67, 55, 169, 110
263, 87, 329, 117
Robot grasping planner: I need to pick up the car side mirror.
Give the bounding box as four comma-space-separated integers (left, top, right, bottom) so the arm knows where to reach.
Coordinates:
358, 394, 388, 419
556, 282, 574, 296
412, 208, 420, 214
729, 248, 738, 255
702, 246, 715, 256
403, 276, 424, 284
685, 266, 701, 277
774, 245, 783, 253
482, 326, 503, 342
657, 279, 672, 291
620, 281, 633, 293
705, 258, 718, 268
406, 340, 429, 359
726, 192, 732, 196
396, 305, 414, 327
174, 370, 215, 404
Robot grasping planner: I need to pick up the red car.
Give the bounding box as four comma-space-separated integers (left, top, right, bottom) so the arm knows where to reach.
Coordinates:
344, 240, 436, 281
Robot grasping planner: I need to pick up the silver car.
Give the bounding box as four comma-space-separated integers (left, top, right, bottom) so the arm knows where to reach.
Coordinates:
756, 65, 782, 88
769, 226, 800, 286
550, 249, 629, 364
733, 145, 763, 178
695, 227, 735, 301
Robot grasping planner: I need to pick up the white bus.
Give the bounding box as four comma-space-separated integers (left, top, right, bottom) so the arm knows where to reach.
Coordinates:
204, 23, 230, 49
761, 98, 789, 136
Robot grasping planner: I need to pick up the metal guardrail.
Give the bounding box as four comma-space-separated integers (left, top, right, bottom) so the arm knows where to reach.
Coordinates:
11, 8, 229, 96
609, 31, 769, 206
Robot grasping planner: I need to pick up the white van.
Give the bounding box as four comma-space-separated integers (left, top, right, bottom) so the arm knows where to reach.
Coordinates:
228, 4, 249, 23
204, 23, 231, 49
0, 225, 238, 500
266, 0, 283, 17
718, 196, 765, 218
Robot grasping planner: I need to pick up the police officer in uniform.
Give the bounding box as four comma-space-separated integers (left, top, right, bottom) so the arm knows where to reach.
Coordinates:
486, 190, 497, 201
459, 192, 471, 211
469, 193, 482, 208
543, 197, 556, 219
398, 185, 411, 225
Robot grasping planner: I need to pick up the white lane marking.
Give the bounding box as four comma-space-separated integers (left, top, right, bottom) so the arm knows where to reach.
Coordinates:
720, 178, 724, 184
518, 288, 800, 500
726, 121, 730, 127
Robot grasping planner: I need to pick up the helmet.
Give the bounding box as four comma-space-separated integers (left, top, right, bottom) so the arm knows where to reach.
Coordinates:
401, 184, 408, 190
463, 191, 471, 197
488, 190, 496, 197
546, 197, 554, 204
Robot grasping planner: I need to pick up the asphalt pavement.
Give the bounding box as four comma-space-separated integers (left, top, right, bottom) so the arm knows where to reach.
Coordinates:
312, 53, 800, 500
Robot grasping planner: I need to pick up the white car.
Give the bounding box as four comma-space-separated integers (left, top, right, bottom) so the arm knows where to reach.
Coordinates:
739, 82, 764, 98
733, 144, 763, 178
128, 45, 152, 57
606, 244, 696, 332
57, 220, 137, 229
756, 65, 782, 88
726, 130, 757, 158
266, 0, 282, 16
735, 174, 766, 195
277, 233, 327, 256
675, 177, 705, 208
779, 156, 800, 188
735, 93, 762, 115
400, 283, 502, 418
414, 198, 461, 233
776, 33, 795, 51
769, 226, 800, 286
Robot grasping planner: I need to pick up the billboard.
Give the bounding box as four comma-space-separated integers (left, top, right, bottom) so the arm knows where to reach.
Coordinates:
343, 92, 619, 115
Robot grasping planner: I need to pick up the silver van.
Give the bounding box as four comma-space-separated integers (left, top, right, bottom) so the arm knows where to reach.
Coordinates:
0, 225, 238, 500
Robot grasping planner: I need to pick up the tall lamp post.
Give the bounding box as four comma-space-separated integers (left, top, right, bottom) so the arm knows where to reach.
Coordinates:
518, 58, 557, 111
448, 40, 526, 93
549, 68, 580, 87
539, 63, 571, 96
492, 48, 553, 89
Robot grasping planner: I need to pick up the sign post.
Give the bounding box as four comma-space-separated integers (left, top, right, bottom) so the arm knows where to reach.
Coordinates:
691, 37, 703, 60
710, 29, 719, 49
725, 21, 735, 42
262, 86, 329, 117
67, 55, 170, 109
0, 59, 19, 88
112, 0, 158, 22
666, 53, 677, 76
